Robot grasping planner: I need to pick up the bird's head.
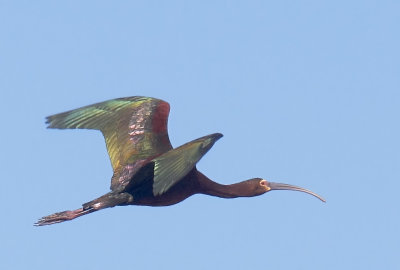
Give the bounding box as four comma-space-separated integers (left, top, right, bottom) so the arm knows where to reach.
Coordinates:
250, 178, 326, 202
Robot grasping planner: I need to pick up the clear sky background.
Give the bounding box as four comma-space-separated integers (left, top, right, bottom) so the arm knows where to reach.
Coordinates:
1, 1, 399, 269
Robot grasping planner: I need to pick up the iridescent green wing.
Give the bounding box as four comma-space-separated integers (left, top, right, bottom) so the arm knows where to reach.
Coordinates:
46, 96, 173, 190
151, 133, 223, 196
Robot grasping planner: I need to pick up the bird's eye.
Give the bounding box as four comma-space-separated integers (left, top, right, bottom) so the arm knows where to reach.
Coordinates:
260, 180, 268, 186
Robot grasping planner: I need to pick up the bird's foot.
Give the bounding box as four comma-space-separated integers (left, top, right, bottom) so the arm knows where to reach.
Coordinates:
34, 208, 89, 226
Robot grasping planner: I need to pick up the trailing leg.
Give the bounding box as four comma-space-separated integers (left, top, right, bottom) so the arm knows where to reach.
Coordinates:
34, 207, 96, 226
35, 192, 133, 226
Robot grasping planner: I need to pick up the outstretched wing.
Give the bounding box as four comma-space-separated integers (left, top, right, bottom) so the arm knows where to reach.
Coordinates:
151, 133, 223, 196
46, 96, 173, 189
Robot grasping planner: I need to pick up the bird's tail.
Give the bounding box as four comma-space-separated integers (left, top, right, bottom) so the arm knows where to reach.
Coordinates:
34, 207, 96, 226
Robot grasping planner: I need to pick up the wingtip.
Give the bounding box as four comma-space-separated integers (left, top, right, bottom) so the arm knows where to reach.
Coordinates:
44, 116, 52, 128
208, 133, 223, 142
215, 133, 223, 139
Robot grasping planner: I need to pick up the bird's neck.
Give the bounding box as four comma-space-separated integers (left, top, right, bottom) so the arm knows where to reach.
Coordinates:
196, 171, 257, 198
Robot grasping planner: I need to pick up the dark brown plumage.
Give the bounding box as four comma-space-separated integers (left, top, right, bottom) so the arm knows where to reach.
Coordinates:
35, 96, 325, 226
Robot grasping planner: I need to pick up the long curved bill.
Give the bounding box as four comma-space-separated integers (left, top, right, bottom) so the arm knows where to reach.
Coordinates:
268, 182, 326, 202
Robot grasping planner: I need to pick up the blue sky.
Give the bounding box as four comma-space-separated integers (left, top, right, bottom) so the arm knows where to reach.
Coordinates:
1, 1, 399, 269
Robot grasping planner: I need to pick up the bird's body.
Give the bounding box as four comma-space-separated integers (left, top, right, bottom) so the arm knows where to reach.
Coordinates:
36, 96, 325, 226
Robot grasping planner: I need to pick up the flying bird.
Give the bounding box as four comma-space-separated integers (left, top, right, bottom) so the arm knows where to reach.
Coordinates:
35, 96, 325, 226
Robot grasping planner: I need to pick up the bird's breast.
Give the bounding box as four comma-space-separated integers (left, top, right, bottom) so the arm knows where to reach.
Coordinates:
129, 172, 200, 207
